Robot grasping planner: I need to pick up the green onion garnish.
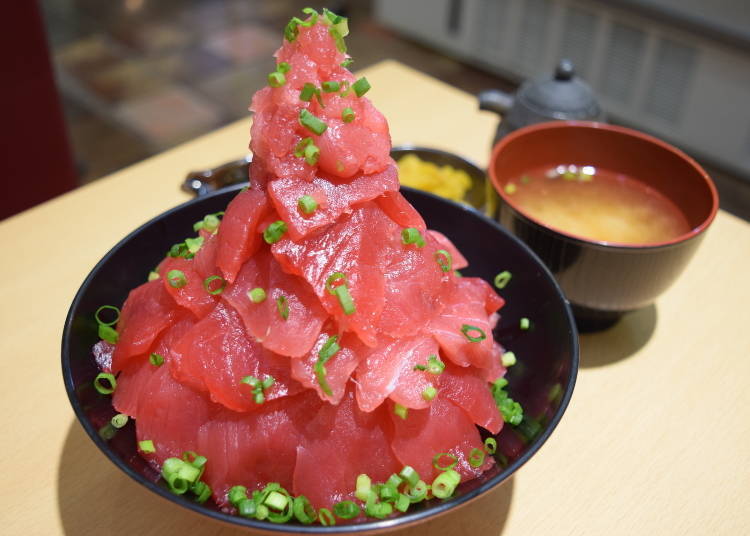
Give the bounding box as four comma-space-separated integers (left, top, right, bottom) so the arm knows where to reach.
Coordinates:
414, 354, 445, 374
404, 480, 428, 503
394, 493, 410, 512
277, 61, 291, 74
228, 485, 248, 506
161, 457, 201, 494
297, 195, 318, 214
484, 437, 497, 454
294, 137, 313, 157
502, 351, 517, 367
194, 212, 223, 233
239, 499, 258, 518
315, 336, 340, 396
299, 83, 318, 102
434, 249, 452, 272
111, 413, 128, 428
504, 183, 517, 195
325, 272, 347, 293
94, 305, 120, 327
318, 508, 336, 526
394, 403, 408, 420
461, 324, 486, 343
491, 377, 524, 425
364, 497, 392, 519
352, 77, 371, 97
304, 143, 320, 166
334, 285, 356, 315
148, 270, 160, 281
379, 484, 398, 501
149, 352, 164, 366
401, 227, 425, 247
399, 466, 420, 488
433, 452, 457, 471
431, 469, 460, 499
264, 489, 294, 524
98, 324, 119, 344
341, 58, 353, 68
355, 474, 372, 501
191, 481, 212, 503
138, 439, 155, 453
319, 335, 340, 360
241, 375, 275, 404
263, 220, 288, 244
94, 372, 116, 395
299, 109, 327, 135
268, 72, 285, 87
167, 269, 187, 288
276, 295, 289, 320
494, 270, 512, 289
322, 81, 340, 92
520, 317, 530, 330
469, 447, 485, 468
293, 495, 317, 524
203, 275, 226, 295
333, 500, 360, 519
386, 473, 402, 489
422, 386, 437, 401
328, 27, 347, 53
341, 107, 355, 123
184, 236, 204, 254
248, 287, 266, 303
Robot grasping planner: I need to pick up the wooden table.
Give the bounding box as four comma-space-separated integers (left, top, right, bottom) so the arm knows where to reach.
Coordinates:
1, 60, 748, 535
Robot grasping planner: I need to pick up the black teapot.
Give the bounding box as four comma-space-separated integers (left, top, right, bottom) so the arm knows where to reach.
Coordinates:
479, 59, 604, 146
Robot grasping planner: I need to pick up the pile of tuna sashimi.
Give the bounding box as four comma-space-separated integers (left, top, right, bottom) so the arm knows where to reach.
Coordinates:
91, 8, 524, 526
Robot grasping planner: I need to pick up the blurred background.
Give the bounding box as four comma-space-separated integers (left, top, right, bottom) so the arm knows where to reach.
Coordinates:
4, 0, 749, 219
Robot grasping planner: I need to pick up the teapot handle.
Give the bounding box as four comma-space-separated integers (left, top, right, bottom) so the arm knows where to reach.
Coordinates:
478, 89, 514, 115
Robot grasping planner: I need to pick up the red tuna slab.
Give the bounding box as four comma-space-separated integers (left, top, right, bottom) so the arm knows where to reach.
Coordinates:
171, 302, 302, 412
389, 395, 494, 483
160, 257, 219, 319
376, 190, 426, 230
112, 279, 179, 372
293, 387, 401, 509
222, 248, 327, 358
216, 188, 270, 283
439, 362, 503, 434
427, 230, 469, 270
192, 231, 219, 279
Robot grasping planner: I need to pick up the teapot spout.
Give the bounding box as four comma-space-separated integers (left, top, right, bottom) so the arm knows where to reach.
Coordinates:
478, 89, 514, 115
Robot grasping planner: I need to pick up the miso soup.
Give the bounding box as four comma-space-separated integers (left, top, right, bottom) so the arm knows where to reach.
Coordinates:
504, 165, 691, 244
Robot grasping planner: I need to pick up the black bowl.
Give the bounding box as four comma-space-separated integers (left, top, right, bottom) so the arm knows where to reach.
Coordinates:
62, 185, 578, 533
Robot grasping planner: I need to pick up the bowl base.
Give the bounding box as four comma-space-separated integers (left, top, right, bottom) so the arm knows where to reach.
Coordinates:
571, 304, 628, 333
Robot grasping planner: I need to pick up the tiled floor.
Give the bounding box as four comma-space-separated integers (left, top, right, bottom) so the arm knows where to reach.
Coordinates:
42, 0, 750, 220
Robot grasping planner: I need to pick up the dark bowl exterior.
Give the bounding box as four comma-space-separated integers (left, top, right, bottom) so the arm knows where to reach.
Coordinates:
62, 185, 578, 533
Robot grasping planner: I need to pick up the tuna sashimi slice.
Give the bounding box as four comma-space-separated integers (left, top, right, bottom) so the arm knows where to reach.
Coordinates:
439, 362, 503, 434
198, 391, 324, 507
354, 334, 439, 412
376, 190, 426, 230
389, 396, 494, 483
160, 257, 219, 319
223, 248, 327, 358
216, 188, 270, 283
171, 302, 302, 412
293, 388, 401, 509
112, 279, 179, 372
427, 230, 469, 270
267, 163, 399, 241
193, 231, 219, 279
427, 277, 504, 370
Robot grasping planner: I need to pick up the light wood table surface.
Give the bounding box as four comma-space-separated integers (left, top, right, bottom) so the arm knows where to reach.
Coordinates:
1, 60, 748, 535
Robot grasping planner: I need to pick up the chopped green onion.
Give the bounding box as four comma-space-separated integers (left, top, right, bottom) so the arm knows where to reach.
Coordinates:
333, 500, 360, 519
502, 351, 517, 367
297, 195, 318, 214
422, 386, 437, 401
315, 336, 340, 396
520, 317, 531, 330
277, 61, 291, 74
264, 490, 288, 511
342, 107, 355, 122
98, 423, 116, 440
352, 77, 371, 97
454, 270, 462, 277
184, 236, 204, 254
167, 269, 187, 289
238, 498, 257, 518
325, 272, 347, 293
276, 295, 289, 320
334, 285, 356, 315
228, 485, 248, 506
304, 143, 320, 166
263, 220, 288, 244
322, 80, 340, 92
248, 287, 266, 303
433, 452, 457, 471
203, 275, 226, 295
241, 375, 275, 404
394, 493, 410, 512
394, 403, 408, 420
168, 242, 188, 258
319, 335, 341, 360
111, 413, 128, 428
98, 324, 119, 344
355, 474, 372, 501
138, 439, 155, 453
255, 504, 269, 520
431, 469, 460, 499
195, 212, 223, 233
341, 58, 353, 68
318, 508, 336, 526
161, 457, 201, 495
386, 473, 402, 489
491, 378, 524, 425
434, 249, 452, 272
548, 383, 563, 403
494, 270, 512, 289
94, 305, 120, 327
94, 372, 116, 395
148, 270, 160, 281
427, 354, 445, 374
484, 437, 497, 454
461, 324, 486, 343
329, 27, 347, 53
299, 83, 318, 102
404, 480, 428, 503
299, 109, 327, 135
293, 495, 317, 524
379, 484, 398, 502
191, 481, 212, 503
469, 448, 485, 468
401, 227, 425, 247
504, 182, 518, 195
399, 466, 420, 488
364, 498, 392, 519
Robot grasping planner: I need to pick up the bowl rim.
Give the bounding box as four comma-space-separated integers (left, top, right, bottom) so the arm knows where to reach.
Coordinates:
61, 184, 579, 533
488, 120, 720, 250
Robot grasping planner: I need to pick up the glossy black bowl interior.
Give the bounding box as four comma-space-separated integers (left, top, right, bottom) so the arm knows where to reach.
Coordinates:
62, 185, 578, 533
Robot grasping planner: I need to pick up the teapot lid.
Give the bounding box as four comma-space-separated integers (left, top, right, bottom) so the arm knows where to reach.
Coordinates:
516, 59, 601, 119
